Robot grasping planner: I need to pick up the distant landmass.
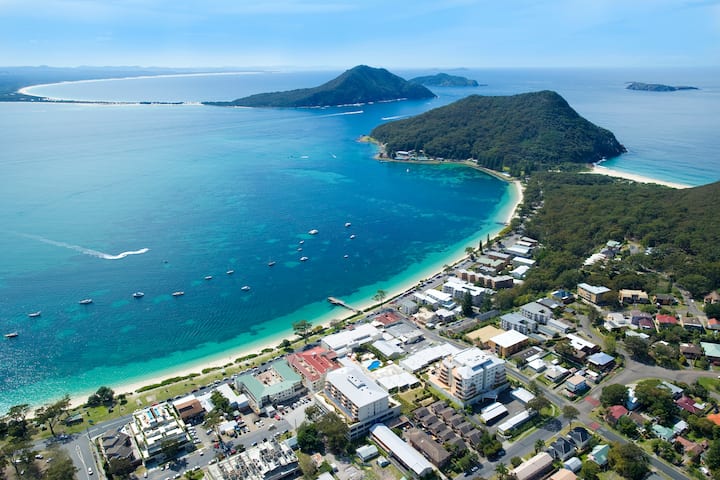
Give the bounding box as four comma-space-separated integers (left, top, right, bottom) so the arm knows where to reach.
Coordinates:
371, 90, 626, 172
626, 82, 698, 92
410, 73, 481, 87
205, 65, 435, 108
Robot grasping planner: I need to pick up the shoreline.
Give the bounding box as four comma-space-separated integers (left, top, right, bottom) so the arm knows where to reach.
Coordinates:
587, 164, 692, 189
63, 165, 523, 411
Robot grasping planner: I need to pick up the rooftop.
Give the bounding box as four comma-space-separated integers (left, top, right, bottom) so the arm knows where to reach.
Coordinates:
578, 283, 611, 295
325, 365, 388, 408
287, 346, 341, 383
489, 329, 529, 348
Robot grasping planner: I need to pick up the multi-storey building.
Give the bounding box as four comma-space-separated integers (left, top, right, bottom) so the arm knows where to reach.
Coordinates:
433, 347, 506, 407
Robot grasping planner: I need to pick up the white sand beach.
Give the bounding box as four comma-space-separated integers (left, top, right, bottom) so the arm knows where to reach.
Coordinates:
588, 165, 692, 189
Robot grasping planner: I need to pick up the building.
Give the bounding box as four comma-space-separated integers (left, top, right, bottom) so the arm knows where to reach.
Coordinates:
371, 310, 404, 328
321, 323, 382, 354
548, 437, 576, 461
487, 330, 529, 358
216, 383, 250, 410
356, 444, 379, 462
566, 334, 600, 355
510, 452, 553, 480
682, 316, 705, 332
287, 346, 341, 390
442, 277, 493, 306
497, 410, 534, 436
564, 375, 587, 394
324, 366, 399, 440
205, 439, 299, 480
655, 314, 679, 329
519, 301, 553, 324
587, 352, 615, 372
399, 343, 461, 372
551, 289, 575, 304
589, 444, 610, 466
567, 427, 592, 450
705, 291, 720, 305
405, 429, 451, 468
100, 432, 138, 467
500, 312, 537, 335
479, 402, 508, 424
466, 324, 504, 346
172, 396, 205, 423
432, 347, 506, 407
236, 359, 303, 412
551, 469, 577, 480
511, 387, 535, 405
577, 283, 611, 305
128, 403, 190, 463
370, 424, 434, 478
618, 289, 649, 304
397, 298, 419, 315
606, 405, 628, 425
653, 294, 677, 305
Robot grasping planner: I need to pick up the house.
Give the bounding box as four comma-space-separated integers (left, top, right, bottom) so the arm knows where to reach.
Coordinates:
606, 405, 628, 425
404, 429, 451, 468
626, 386, 640, 411
577, 283, 612, 305
652, 424, 675, 441
551, 289, 575, 304
510, 452, 554, 480
548, 437, 576, 461
564, 375, 587, 394
655, 314, 678, 329
653, 294, 677, 305
567, 427, 592, 450
545, 365, 570, 383
589, 444, 610, 466
659, 381, 684, 399
707, 318, 720, 331
682, 316, 705, 331
356, 444, 379, 462
679, 343, 702, 360
705, 291, 720, 305
586, 352, 615, 372
676, 396, 705, 415
100, 432, 139, 466
550, 469, 577, 480
675, 436, 706, 458
618, 289, 649, 305
630, 310, 653, 326
638, 318, 655, 330
566, 334, 600, 355
563, 457, 582, 473
673, 419, 689, 435
372, 310, 404, 328
172, 397, 205, 423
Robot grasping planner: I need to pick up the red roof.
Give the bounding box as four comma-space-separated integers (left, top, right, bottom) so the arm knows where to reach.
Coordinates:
375, 310, 403, 327
675, 436, 705, 456
655, 314, 678, 325
676, 396, 703, 415
287, 347, 341, 383
607, 405, 629, 420
638, 318, 655, 329
708, 318, 720, 329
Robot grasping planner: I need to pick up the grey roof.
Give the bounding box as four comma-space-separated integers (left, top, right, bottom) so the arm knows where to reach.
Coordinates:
325, 365, 388, 409
236, 359, 301, 401
587, 352, 615, 366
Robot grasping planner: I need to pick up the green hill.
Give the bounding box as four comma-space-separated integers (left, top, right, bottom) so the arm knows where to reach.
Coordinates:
205, 65, 435, 108
370, 91, 626, 172
410, 73, 480, 87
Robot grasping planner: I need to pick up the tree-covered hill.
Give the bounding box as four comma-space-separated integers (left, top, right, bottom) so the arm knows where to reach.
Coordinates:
517, 173, 720, 298
409, 73, 480, 87
205, 65, 435, 108
370, 91, 626, 172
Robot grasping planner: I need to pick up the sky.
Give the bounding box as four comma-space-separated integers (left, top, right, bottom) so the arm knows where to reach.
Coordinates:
0, 0, 718, 68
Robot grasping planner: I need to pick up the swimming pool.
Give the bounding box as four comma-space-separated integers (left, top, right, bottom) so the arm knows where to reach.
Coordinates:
367, 360, 382, 371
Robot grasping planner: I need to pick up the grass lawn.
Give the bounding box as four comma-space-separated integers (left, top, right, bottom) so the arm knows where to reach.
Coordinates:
397, 386, 430, 405
698, 376, 720, 391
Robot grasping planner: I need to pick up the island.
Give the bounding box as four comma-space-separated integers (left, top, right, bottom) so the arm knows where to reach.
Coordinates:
370, 90, 626, 172
203, 65, 435, 108
626, 82, 698, 92
409, 73, 482, 87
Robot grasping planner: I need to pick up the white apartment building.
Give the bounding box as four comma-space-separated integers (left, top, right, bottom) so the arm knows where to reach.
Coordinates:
434, 347, 506, 407
128, 403, 190, 463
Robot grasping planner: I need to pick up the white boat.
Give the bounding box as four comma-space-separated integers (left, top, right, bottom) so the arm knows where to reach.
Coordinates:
4, 332, 18, 338
79, 299, 93, 305
226, 270, 235, 275
299, 240, 305, 245
241, 285, 251, 291
343, 254, 349, 258
172, 291, 185, 297
345, 222, 352, 228
297, 247, 303, 251
308, 229, 319, 235
300, 256, 309, 262
204, 275, 213, 280
267, 261, 276, 267
28, 311, 41, 318
133, 292, 144, 298
350, 234, 356, 239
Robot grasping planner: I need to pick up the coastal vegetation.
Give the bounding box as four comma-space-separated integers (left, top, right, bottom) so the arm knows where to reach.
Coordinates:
370, 91, 626, 173
626, 82, 698, 92
205, 65, 435, 108
409, 73, 480, 87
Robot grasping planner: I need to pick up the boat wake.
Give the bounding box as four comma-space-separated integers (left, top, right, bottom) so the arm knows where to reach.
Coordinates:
320, 110, 364, 117
14, 232, 149, 260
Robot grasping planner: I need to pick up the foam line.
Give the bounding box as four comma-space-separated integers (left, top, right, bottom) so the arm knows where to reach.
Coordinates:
15, 232, 149, 260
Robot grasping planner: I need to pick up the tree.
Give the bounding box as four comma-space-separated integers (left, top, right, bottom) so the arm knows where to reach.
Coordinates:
580, 460, 600, 480
562, 405, 580, 426
87, 386, 115, 407
6, 404, 31, 439
599, 384, 628, 407
534, 438, 545, 454
160, 439, 182, 460
465, 246, 476, 261
210, 390, 231, 415
527, 380, 540, 395
109, 457, 135, 479
292, 319, 313, 344
608, 442, 649, 480
35, 395, 71, 438
705, 438, 720, 470
527, 395, 551, 414
373, 289, 387, 306
297, 422, 322, 453
604, 335, 617, 355
461, 291, 474, 317
495, 462, 508, 480
616, 416, 639, 438
44, 449, 77, 480
635, 380, 676, 424
297, 452, 317, 480
316, 412, 349, 454
623, 336, 650, 361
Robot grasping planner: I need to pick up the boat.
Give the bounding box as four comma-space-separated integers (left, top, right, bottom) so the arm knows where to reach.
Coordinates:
79, 299, 93, 305
350, 234, 356, 239
343, 254, 349, 258
297, 247, 303, 251
267, 261, 276, 267
172, 291, 185, 297
226, 270, 235, 275
27, 311, 41, 318
308, 229, 319, 235
300, 256, 309, 262
133, 292, 145, 298
299, 240, 305, 245
204, 275, 213, 280
241, 285, 251, 291
345, 222, 352, 228
4, 332, 18, 338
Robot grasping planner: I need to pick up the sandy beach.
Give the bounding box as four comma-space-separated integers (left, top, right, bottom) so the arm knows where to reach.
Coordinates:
588, 164, 692, 189
78, 167, 524, 411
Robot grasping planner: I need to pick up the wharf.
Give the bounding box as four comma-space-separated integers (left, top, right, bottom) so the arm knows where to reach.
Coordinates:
327, 297, 362, 313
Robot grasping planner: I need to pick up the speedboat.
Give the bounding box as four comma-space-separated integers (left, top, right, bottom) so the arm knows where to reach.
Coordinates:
299, 240, 304, 245
28, 311, 41, 318
133, 292, 145, 298
226, 270, 235, 275
241, 285, 251, 291
205, 275, 213, 281
345, 222, 352, 228
300, 256, 309, 262
343, 254, 349, 258
4, 332, 18, 338
308, 229, 319, 235
297, 247, 303, 251
79, 299, 93, 305
172, 291, 185, 297
267, 261, 276, 267
350, 234, 356, 239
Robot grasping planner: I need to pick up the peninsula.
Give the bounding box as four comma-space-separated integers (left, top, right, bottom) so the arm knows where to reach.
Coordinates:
204, 65, 435, 108
410, 72, 481, 87
370, 90, 626, 172
626, 82, 698, 92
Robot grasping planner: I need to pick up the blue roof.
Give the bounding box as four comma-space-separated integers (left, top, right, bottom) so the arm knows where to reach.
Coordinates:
587, 352, 614, 365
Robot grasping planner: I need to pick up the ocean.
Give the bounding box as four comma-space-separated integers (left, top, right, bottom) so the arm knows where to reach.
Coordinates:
1, 67, 718, 412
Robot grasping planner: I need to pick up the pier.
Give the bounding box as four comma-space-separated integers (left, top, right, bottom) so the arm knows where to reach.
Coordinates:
327, 296, 362, 314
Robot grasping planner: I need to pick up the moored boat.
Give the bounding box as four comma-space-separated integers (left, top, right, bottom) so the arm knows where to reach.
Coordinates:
350, 234, 356, 239
28, 311, 41, 318
79, 299, 93, 305
172, 291, 185, 297
204, 275, 213, 280
300, 256, 309, 262
268, 261, 276, 267
345, 222, 351, 228
4, 332, 18, 338
226, 269, 235, 275
241, 285, 251, 291
308, 229, 319, 235
133, 292, 145, 298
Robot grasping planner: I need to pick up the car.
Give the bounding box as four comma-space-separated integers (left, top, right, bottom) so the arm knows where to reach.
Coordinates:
88, 467, 93, 475
45, 458, 53, 463
251, 442, 258, 447
34, 454, 43, 459
206, 429, 214, 435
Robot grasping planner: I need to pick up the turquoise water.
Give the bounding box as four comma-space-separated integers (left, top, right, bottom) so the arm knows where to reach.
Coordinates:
3, 67, 718, 412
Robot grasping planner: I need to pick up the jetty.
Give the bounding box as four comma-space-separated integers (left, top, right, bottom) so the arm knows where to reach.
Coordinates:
327, 297, 362, 314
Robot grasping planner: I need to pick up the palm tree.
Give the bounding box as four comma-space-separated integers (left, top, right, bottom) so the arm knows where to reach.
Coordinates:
292, 319, 312, 344
534, 438, 546, 454
373, 289, 387, 306
495, 462, 509, 480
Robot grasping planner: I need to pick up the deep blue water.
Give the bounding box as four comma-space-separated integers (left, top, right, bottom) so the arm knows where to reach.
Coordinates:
2, 67, 718, 412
